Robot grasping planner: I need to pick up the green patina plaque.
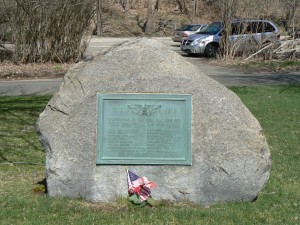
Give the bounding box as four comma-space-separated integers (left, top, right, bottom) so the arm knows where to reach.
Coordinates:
96, 94, 192, 165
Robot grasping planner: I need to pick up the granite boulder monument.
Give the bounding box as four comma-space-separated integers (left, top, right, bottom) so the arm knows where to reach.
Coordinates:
37, 38, 271, 204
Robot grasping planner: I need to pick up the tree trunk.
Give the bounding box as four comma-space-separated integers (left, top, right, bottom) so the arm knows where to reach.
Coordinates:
144, 0, 159, 34
144, 0, 153, 33
121, 0, 130, 11
192, 0, 197, 23
96, 0, 103, 36
217, 0, 237, 59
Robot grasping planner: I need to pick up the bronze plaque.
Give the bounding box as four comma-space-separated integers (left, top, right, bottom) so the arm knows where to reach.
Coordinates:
96, 93, 192, 165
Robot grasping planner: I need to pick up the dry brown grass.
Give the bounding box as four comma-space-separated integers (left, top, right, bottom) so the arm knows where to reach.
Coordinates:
0, 61, 71, 80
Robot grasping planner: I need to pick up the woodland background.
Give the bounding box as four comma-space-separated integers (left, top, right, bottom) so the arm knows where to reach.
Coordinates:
0, 0, 299, 63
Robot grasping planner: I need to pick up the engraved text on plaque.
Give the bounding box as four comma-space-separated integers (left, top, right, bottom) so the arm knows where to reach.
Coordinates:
96, 94, 192, 165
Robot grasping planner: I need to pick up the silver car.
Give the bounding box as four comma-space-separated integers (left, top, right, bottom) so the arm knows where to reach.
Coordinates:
172, 24, 207, 42
181, 19, 280, 57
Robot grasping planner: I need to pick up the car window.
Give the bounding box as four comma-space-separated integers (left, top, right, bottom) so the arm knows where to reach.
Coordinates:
231, 23, 246, 35
262, 22, 275, 32
232, 21, 276, 34
247, 22, 258, 33
186, 25, 202, 31
176, 25, 189, 31
200, 25, 207, 31
197, 22, 222, 35
250, 21, 275, 33
253, 22, 264, 33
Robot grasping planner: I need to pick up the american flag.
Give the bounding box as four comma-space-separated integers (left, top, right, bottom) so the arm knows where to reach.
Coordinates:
127, 170, 155, 202
139, 186, 151, 202
127, 170, 140, 192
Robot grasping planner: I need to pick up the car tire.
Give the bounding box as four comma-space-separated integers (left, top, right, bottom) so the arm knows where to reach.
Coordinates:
204, 43, 218, 58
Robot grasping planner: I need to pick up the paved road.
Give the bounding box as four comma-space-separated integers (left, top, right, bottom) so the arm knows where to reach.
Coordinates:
155, 38, 300, 86
0, 37, 299, 96
0, 79, 62, 96
87, 37, 299, 85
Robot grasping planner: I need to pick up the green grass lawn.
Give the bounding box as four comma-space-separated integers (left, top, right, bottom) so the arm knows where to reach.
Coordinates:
0, 85, 299, 225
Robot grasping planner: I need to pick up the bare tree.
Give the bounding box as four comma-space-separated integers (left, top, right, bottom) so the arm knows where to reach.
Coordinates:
175, 0, 188, 14
282, 0, 300, 31
5, 0, 95, 63
281, 0, 300, 59
96, 0, 103, 36
215, 0, 238, 59
144, 0, 160, 34
191, 0, 197, 23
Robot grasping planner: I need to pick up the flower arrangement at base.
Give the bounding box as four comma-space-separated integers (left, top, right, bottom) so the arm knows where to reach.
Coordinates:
127, 169, 157, 207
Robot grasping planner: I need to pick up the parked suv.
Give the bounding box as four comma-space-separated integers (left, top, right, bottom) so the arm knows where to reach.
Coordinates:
181, 19, 280, 57
172, 24, 207, 42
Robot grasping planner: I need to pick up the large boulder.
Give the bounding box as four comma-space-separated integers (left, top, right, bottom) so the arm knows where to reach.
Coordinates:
37, 38, 271, 204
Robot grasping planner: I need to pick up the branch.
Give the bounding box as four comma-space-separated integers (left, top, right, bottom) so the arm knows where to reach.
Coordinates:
273, 40, 291, 53
14, 0, 30, 15
244, 44, 272, 61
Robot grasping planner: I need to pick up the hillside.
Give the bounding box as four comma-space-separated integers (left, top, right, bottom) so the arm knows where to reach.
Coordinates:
95, 0, 300, 37
96, 0, 219, 37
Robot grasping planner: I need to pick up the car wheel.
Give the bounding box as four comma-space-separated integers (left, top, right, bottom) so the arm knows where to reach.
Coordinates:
204, 44, 218, 57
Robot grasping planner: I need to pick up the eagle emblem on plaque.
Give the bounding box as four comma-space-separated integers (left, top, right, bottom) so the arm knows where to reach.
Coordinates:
128, 104, 161, 116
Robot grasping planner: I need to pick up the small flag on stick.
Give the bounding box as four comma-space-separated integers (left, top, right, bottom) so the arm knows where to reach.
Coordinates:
126, 168, 156, 202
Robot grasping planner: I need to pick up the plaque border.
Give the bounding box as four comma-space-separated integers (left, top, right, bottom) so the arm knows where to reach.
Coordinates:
96, 93, 192, 165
